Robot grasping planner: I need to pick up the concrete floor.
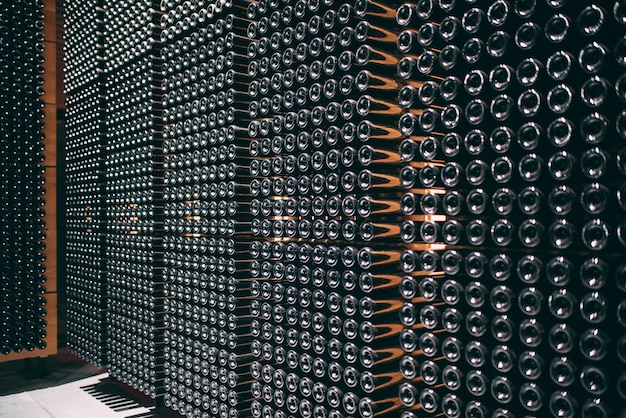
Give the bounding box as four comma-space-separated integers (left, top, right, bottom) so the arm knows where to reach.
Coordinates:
0, 349, 104, 397
0, 350, 154, 418
0, 373, 154, 418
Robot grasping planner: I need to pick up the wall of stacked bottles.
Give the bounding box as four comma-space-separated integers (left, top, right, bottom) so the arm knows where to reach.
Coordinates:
62, 0, 626, 416
63, 0, 107, 365
241, 1, 416, 417
0, 0, 58, 361
393, 2, 626, 416
102, 0, 165, 397
159, 0, 255, 415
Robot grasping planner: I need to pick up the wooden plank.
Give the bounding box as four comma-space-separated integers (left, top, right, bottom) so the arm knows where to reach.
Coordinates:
43, 0, 56, 43
43, 228, 57, 293
44, 293, 58, 357
43, 103, 57, 165
0, 294, 58, 362
43, 166, 57, 230
42, 41, 56, 105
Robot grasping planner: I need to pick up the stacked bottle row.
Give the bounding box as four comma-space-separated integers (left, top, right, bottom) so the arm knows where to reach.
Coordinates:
396, 1, 626, 417
0, 0, 48, 356
159, 0, 255, 415
63, 0, 103, 93
103, 0, 165, 398
63, 0, 108, 366
65, 86, 108, 365
243, 1, 421, 417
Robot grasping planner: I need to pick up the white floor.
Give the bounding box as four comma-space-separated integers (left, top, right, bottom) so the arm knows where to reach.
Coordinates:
0, 373, 154, 418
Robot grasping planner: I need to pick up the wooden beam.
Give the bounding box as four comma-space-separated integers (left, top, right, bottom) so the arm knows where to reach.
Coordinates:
42, 41, 57, 105
43, 104, 57, 167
